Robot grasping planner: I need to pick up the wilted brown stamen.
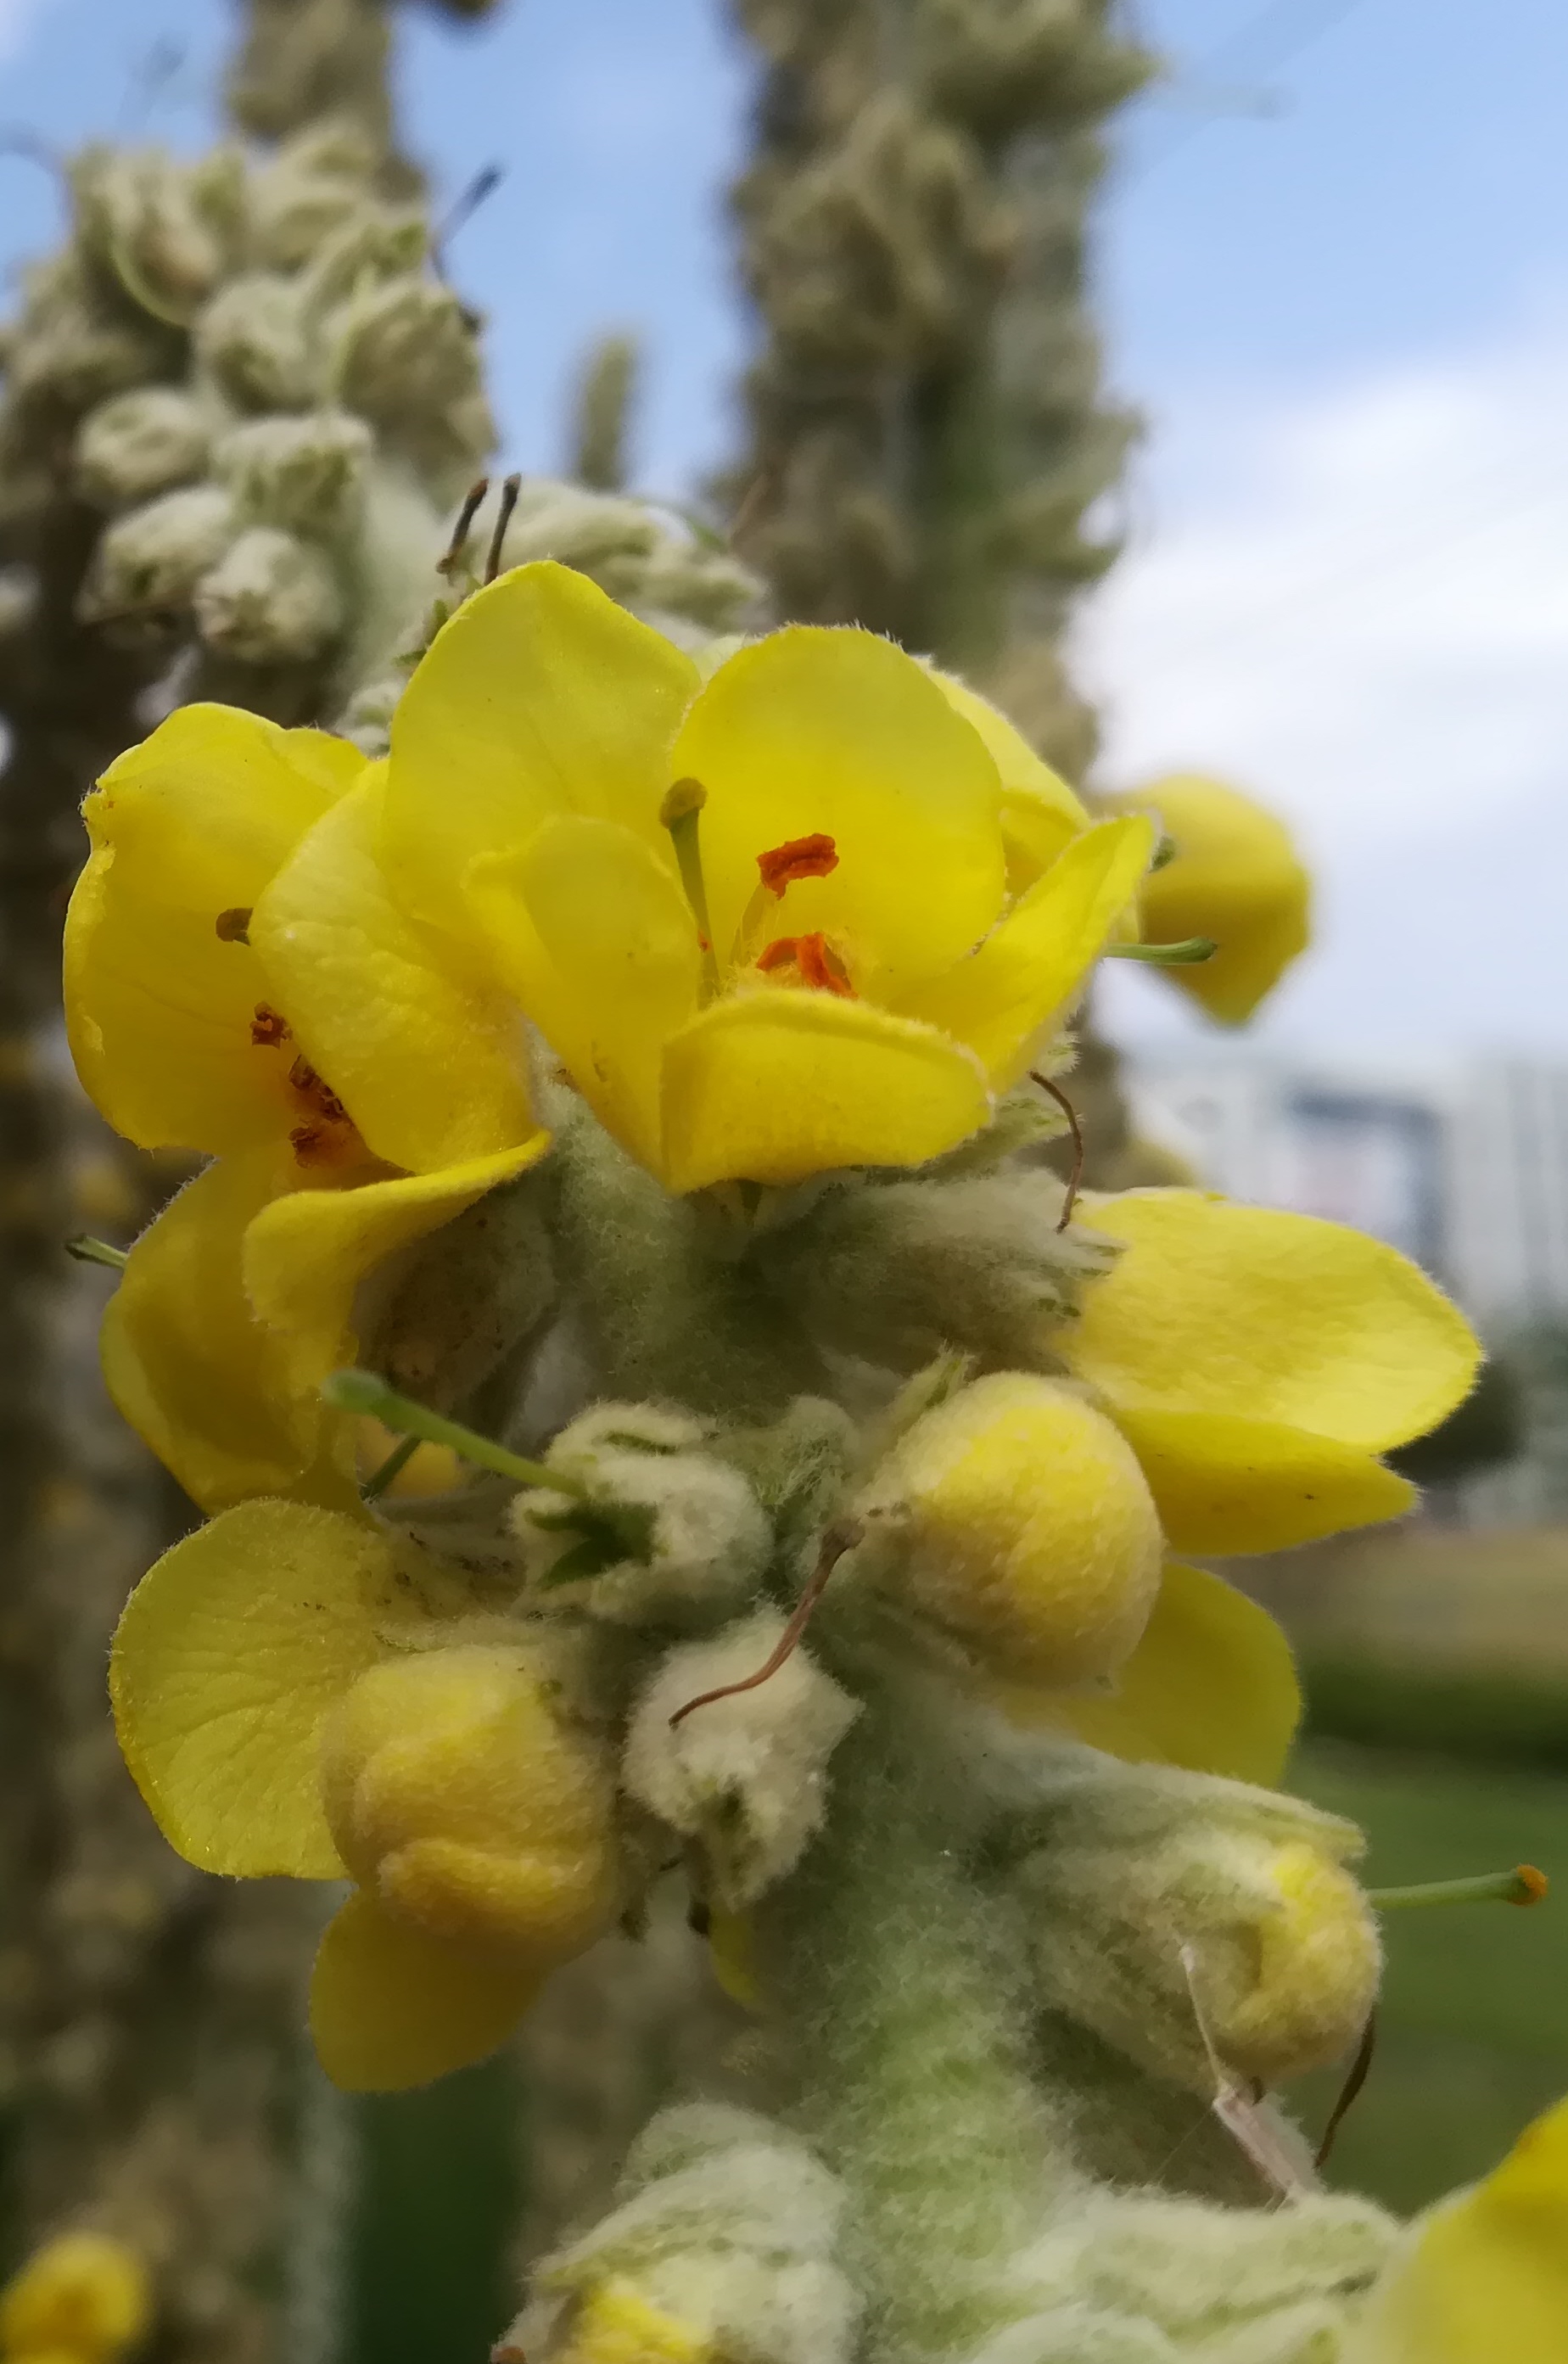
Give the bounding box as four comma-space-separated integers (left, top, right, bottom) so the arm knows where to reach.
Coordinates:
250, 1004, 291, 1048
669, 1519, 864, 1729
484, 473, 521, 584
1314, 2009, 1378, 2171
438, 476, 490, 580
216, 905, 252, 943
1030, 1069, 1084, 1232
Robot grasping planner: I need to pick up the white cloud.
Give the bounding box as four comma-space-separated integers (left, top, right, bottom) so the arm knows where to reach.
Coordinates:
1077, 302, 1568, 1056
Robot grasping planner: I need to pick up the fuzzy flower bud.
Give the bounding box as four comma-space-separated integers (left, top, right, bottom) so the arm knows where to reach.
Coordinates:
90, 152, 228, 322
0, 2232, 151, 2362
623, 1613, 859, 1909
331, 278, 484, 434
214, 410, 372, 540
244, 124, 383, 271
512, 2104, 858, 2364
194, 274, 321, 411
1013, 1761, 1380, 2095
319, 1644, 618, 1963
511, 1405, 772, 1626
74, 388, 210, 512
77, 485, 234, 631
193, 526, 343, 664
855, 1373, 1163, 1687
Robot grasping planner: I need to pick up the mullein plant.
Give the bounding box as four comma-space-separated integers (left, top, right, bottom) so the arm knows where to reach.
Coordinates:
53, 547, 1567, 2359
0, 8, 757, 2339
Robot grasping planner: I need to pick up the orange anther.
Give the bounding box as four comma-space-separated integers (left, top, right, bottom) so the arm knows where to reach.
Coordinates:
757, 933, 854, 996
1513, 1863, 1550, 1905
756, 833, 838, 894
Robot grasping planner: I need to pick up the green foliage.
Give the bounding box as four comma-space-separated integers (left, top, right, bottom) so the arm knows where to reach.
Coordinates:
1294, 1745, 1568, 2215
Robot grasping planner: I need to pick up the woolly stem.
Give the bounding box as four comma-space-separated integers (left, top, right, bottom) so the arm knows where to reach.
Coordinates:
759, 1698, 1073, 2364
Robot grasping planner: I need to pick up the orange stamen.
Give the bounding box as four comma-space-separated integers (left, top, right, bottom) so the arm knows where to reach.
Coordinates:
288, 1056, 349, 1126
1514, 1863, 1550, 1905
757, 933, 855, 997
250, 1004, 292, 1048
756, 833, 838, 894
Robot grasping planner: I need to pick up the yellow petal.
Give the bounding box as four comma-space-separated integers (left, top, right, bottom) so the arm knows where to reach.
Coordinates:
251, 770, 536, 1174
927, 666, 1090, 888
100, 1147, 345, 1511
659, 989, 992, 1194
0, 2233, 152, 2361
64, 704, 361, 1155
1069, 1190, 1481, 1452
895, 816, 1156, 1088
1354, 2093, 1568, 2361
1113, 774, 1310, 1024
109, 1499, 419, 1879
673, 627, 1006, 997
1019, 1560, 1301, 1786
467, 814, 700, 1174
310, 1889, 540, 2092
382, 561, 699, 944
243, 1142, 550, 1412
1111, 1405, 1416, 1555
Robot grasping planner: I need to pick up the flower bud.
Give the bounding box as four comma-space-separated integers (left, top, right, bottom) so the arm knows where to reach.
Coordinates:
330, 278, 483, 432
321, 1644, 618, 1963
194, 274, 321, 411
511, 2104, 858, 2364
511, 1405, 772, 1626
0, 2232, 151, 2362
214, 411, 372, 539
855, 1373, 1162, 1687
1015, 1762, 1380, 2095
77, 485, 234, 631
623, 1613, 859, 1908
193, 526, 343, 664
244, 123, 382, 269
75, 388, 210, 511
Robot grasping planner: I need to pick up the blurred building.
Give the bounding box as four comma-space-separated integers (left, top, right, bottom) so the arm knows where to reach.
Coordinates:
1126, 1051, 1568, 1522
1127, 1051, 1568, 1321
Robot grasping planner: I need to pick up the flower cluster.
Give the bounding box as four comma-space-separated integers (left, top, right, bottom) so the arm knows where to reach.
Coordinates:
66, 559, 1550, 2361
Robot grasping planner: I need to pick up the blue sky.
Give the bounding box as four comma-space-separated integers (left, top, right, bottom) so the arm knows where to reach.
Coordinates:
3, 0, 1567, 1056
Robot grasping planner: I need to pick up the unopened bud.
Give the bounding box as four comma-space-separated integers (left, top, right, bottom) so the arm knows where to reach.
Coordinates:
511, 1405, 771, 1626
624, 1613, 858, 1909
195, 274, 321, 410
78, 485, 235, 630
75, 387, 210, 511
1015, 1760, 1380, 2096
855, 1372, 1162, 1687
320, 1644, 618, 1963
215, 410, 373, 539
193, 526, 343, 664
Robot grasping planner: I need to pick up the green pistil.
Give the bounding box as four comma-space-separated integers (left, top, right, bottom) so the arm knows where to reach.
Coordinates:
322, 1369, 588, 1498
1106, 937, 1217, 967
1369, 1864, 1548, 1912
661, 776, 722, 1001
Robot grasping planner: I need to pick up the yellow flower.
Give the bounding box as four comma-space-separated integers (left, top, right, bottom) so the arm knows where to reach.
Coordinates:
1107, 773, 1311, 1023
1352, 2092, 1568, 2361
378, 561, 1154, 1195
996, 1186, 1479, 1782
0, 2235, 150, 2364
64, 703, 548, 1509
550, 2282, 715, 2364
1064, 1188, 1481, 1558
109, 1496, 618, 2090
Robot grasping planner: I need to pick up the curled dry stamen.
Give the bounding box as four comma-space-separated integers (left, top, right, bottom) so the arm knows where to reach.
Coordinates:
1029, 1069, 1084, 1231
669, 1518, 865, 1729
1314, 2009, 1378, 2171
439, 477, 490, 579
484, 473, 521, 584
